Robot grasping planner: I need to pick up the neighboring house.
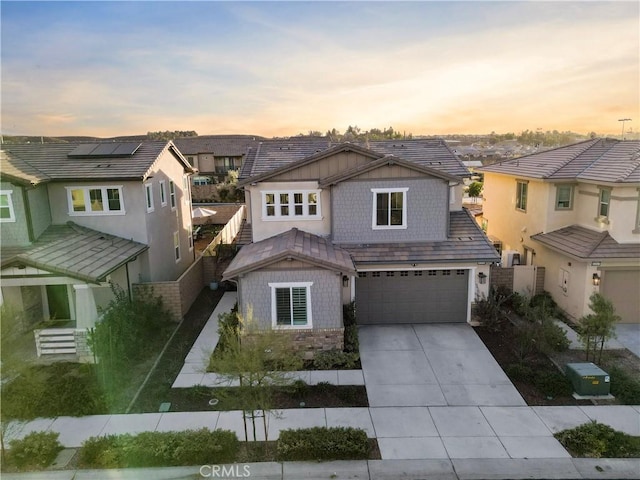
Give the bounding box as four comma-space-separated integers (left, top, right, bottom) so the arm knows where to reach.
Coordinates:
173, 135, 262, 183
0, 141, 196, 360
479, 138, 640, 324
222, 138, 500, 355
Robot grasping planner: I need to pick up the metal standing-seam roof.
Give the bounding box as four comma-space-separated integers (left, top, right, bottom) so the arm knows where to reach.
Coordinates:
531, 225, 640, 260
223, 228, 356, 280
479, 139, 640, 183
0, 141, 193, 181
338, 209, 500, 265
239, 138, 469, 181
1, 223, 148, 283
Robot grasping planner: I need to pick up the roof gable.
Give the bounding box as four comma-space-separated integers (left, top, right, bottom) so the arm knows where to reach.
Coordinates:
223, 228, 356, 279
319, 154, 461, 187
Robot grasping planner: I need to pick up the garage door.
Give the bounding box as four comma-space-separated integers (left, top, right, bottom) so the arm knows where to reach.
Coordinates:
601, 269, 640, 324
356, 269, 469, 324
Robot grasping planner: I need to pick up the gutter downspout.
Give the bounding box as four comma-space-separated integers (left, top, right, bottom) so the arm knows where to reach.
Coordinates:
22, 187, 35, 242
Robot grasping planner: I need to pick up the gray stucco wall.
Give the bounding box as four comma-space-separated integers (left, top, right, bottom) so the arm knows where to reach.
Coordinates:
0, 182, 29, 246
332, 178, 448, 243
28, 184, 52, 240
239, 269, 342, 330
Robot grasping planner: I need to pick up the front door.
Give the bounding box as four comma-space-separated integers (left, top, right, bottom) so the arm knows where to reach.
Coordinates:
46, 285, 71, 320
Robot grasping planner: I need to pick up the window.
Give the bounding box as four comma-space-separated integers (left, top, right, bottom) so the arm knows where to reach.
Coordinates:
386, 271, 395, 277
192, 176, 210, 186
173, 231, 180, 262
262, 190, 321, 220
372, 271, 381, 277
183, 176, 190, 206
428, 270, 437, 276
372, 188, 408, 229
169, 181, 176, 209
400, 271, 408, 277
159, 181, 167, 207
358, 272, 367, 278
598, 188, 611, 218
269, 282, 312, 328
145, 183, 154, 212
413, 271, 423, 276
0, 191, 16, 222
456, 269, 466, 275
66, 186, 124, 215
442, 270, 451, 276
555, 185, 573, 210
516, 181, 528, 212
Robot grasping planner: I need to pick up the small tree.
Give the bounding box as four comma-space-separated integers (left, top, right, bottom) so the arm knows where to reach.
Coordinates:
209, 315, 303, 443
578, 293, 620, 363
467, 181, 483, 203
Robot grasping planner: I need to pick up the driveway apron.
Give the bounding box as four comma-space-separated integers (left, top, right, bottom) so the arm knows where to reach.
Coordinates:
359, 324, 526, 408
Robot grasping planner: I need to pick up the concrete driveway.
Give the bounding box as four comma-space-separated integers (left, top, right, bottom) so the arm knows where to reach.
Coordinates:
359, 324, 526, 407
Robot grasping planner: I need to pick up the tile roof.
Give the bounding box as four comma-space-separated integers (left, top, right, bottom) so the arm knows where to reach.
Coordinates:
479, 139, 640, 183
239, 138, 469, 180
1, 223, 148, 283
338, 209, 500, 265
0, 150, 51, 185
173, 135, 263, 157
531, 225, 640, 260
0, 141, 193, 181
222, 228, 356, 280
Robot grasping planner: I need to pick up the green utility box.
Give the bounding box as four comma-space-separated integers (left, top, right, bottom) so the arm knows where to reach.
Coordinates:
565, 363, 610, 396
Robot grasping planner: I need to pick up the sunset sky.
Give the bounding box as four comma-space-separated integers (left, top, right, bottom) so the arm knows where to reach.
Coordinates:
1, 1, 638, 138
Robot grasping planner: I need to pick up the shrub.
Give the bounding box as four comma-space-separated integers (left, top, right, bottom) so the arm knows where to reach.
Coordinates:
277, 427, 369, 461
555, 421, 640, 458
343, 302, 356, 327
313, 350, 359, 370
1, 363, 107, 420
78, 429, 239, 468
532, 370, 573, 398
504, 363, 535, 383
344, 325, 359, 354
8, 431, 63, 470
539, 320, 570, 353
474, 286, 510, 331
530, 291, 561, 318
288, 379, 309, 399
608, 366, 640, 404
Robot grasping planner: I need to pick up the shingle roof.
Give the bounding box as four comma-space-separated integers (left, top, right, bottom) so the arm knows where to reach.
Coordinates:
239, 138, 469, 181
0, 150, 51, 185
173, 135, 263, 157
531, 225, 640, 260
338, 209, 500, 265
222, 228, 356, 280
0, 141, 193, 181
479, 139, 640, 183
1, 223, 148, 283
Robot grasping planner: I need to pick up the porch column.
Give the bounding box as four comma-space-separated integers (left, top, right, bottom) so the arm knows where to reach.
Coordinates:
73, 284, 98, 329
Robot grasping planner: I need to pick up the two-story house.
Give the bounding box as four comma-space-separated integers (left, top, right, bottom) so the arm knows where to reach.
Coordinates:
173, 135, 262, 184
222, 138, 500, 354
0, 141, 196, 360
479, 138, 640, 324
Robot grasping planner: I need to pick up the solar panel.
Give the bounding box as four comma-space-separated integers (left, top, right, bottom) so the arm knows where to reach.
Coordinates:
68, 144, 99, 157
68, 142, 142, 158
111, 142, 141, 156
92, 143, 120, 156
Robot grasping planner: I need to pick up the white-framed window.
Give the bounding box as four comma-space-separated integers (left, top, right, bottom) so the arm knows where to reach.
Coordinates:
516, 180, 528, 212
169, 181, 176, 210
269, 282, 313, 328
183, 175, 190, 206
598, 188, 611, 218
0, 190, 16, 222
173, 231, 180, 262
145, 183, 154, 212
371, 188, 408, 229
66, 186, 125, 215
159, 180, 167, 207
261, 190, 321, 220
555, 185, 574, 210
